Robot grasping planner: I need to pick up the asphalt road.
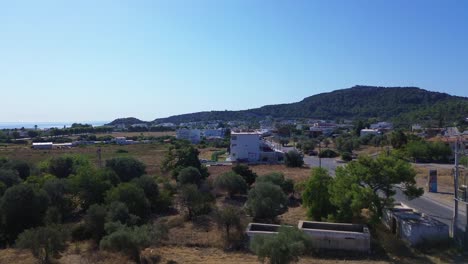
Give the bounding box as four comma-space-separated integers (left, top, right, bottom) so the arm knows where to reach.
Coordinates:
302, 155, 343, 175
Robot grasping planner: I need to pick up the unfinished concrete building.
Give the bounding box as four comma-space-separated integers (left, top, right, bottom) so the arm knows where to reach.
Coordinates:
383, 203, 449, 246
298, 221, 371, 252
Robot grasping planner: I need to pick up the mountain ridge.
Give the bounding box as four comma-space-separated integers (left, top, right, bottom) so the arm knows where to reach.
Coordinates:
109, 86, 468, 127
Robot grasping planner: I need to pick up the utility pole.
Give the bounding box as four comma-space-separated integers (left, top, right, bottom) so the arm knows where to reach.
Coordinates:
97, 147, 102, 168
318, 141, 322, 168
453, 137, 460, 240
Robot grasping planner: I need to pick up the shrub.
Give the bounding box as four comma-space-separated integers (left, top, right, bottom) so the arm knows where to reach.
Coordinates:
176, 167, 203, 186
284, 150, 304, 167
16, 225, 68, 264
232, 164, 257, 186
214, 172, 247, 198
246, 182, 287, 220
105, 157, 146, 182
250, 226, 311, 264
318, 149, 338, 158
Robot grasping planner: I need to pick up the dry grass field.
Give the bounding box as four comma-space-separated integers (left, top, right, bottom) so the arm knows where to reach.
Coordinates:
0, 143, 169, 176
208, 164, 312, 183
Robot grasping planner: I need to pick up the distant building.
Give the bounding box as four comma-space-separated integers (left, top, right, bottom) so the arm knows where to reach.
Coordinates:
229, 132, 283, 163
370, 122, 393, 131
411, 124, 422, 131
309, 122, 337, 137
360, 128, 380, 137
230, 132, 261, 162
203, 128, 225, 139
176, 129, 201, 144
32, 142, 53, 149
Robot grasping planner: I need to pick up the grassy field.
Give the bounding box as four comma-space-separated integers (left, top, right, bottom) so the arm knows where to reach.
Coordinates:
0, 143, 169, 176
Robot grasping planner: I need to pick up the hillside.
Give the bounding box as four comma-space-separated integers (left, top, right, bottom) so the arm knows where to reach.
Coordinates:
155, 86, 468, 126
113, 86, 468, 126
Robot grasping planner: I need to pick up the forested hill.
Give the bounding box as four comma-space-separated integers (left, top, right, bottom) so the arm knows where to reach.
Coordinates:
141, 86, 468, 126
107, 117, 147, 126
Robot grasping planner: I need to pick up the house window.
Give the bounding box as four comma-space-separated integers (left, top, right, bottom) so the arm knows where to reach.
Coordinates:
231, 136, 237, 140
231, 144, 237, 147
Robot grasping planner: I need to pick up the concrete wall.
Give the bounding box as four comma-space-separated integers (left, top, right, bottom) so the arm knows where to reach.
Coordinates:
245, 223, 282, 240
298, 221, 371, 252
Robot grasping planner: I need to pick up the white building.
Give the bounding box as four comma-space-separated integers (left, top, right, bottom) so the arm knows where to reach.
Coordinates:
229, 132, 283, 163
32, 142, 53, 149
176, 129, 201, 144
360, 128, 380, 137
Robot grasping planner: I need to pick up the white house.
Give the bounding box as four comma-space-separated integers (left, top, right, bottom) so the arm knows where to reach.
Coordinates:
360, 128, 380, 137
176, 129, 201, 144
229, 132, 261, 162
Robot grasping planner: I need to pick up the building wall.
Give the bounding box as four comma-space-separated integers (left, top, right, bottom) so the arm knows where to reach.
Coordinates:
230, 133, 260, 161
298, 221, 370, 252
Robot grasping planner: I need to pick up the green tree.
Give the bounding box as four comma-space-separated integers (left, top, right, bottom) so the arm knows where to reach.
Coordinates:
106, 202, 140, 226
0, 168, 21, 187
69, 168, 113, 210
162, 144, 209, 178
48, 156, 88, 178
15, 225, 68, 264
132, 175, 161, 213
215, 205, 243, 244
179, 184, 213, 220
105, 183, 150, 218
100, 222, 168, 263
390, 130, 408, 149
176, 166, 203, 186
250, 226, 311, 264
257, 172, 294, 195
246, 182, 288, 220
302, 168, 335, 220
84, 204, 107, 244
105, 157, 146, 182
284, 150, 304, 167
0, 184, 48, 243
232, 164, 257, 186
330, 155, 423, 222
43, 179, 73, 221
214, 172, 247, 198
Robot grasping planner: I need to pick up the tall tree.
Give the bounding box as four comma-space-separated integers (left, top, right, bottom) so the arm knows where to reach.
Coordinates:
302, 168, 335, 220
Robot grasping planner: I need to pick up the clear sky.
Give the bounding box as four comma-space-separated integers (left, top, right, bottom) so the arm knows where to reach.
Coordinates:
1, 0, 467, 122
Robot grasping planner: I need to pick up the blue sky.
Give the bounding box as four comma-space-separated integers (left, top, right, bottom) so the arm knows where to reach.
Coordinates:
1, 0, 467, 122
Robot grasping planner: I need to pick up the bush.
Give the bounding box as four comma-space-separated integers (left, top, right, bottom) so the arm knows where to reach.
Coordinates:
16, 225, 68, 264
176, 167, 203, 186
302, 168, 335, 220
105, 157, 146, 182
84, 204, 107, 244
341, 152, 352, 162
179, 184, 214, 220
232, 164, 257, 186
100, 222, 168, 262
105, 183, 150, 218
214, 172, 247, 198
257, 172, 294, 195
246, 182, 287, 220
284, 150, 304, 167
250, 226, 311, 264
215, 205, 243, 245
0, 184, 48, 243
318, 149, 338, 158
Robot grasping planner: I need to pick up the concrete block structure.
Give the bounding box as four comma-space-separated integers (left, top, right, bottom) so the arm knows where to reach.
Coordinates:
298, 221, 371, 252
245, 223, 283, 240
382, 204, 449, 246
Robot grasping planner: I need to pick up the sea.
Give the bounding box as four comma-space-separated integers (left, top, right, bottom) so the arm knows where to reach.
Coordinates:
0, 121, 109, 130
